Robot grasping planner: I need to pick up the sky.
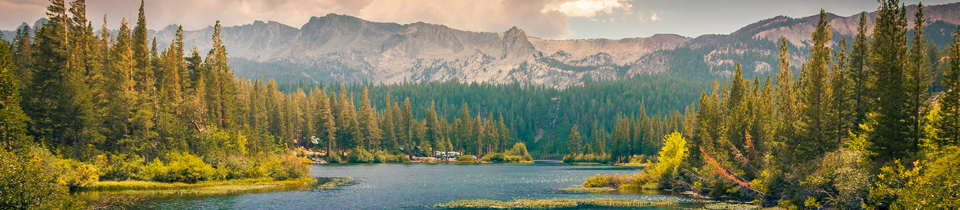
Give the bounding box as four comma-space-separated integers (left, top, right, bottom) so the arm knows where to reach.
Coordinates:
1, 0, 957, 40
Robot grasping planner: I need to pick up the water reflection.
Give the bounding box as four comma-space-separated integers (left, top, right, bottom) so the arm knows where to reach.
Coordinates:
136, 162, 694, 209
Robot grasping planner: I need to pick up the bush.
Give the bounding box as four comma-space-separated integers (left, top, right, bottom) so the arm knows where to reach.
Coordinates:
0, 150, 86, 209
327, 151, 343, 163
94, 154, 145, 181
563, 153, 611, 164
506, 143, 533, 161
148, 152, 216, 183
583, 173, 633, 188
373, 150, 388, 163
457, 155, 477, 163
268, 154, 312, 181
347, 148, 374, 163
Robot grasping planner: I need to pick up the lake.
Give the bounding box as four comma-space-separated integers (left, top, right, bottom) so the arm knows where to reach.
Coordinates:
140, 161, 698, 209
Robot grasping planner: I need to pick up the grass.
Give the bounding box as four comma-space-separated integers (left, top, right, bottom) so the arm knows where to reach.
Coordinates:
613, 162, 651, 167
558, 187, 617, 193
314, 177, 354, 190
85, 178, 316, 192
81, 178, 319, 198
437, 198, 679, 209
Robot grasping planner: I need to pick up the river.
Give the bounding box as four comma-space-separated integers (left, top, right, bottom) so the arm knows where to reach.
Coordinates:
139, 161, 697, 209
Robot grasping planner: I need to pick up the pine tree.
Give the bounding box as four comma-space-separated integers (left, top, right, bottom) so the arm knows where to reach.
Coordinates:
380, 93, 397, 151
775, 37, 799, 162
568, 124, 581, 154
830, 38, 852, 146
401, 98, 413, 157
940, 26, 960, 146
24, 0, 71, 148
63, 0, 103, 159
870, 0, 911, 162
850, 12, 873, 130
484, 113, 499, 153
458, 103, 472, 152
424, 101, 441, 152
797, 10, 833, 159
11, 26, 32, 88
357, 86, 381, 150
905, 3, 930, 154
0, 37, 31, 150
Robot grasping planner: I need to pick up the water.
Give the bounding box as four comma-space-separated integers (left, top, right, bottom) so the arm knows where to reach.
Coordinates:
142, 161, 694, 209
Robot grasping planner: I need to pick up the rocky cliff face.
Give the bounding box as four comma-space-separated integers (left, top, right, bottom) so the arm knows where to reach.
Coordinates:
6, 3, 959, 88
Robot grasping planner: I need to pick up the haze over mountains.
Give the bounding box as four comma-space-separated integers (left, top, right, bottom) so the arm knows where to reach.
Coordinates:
5, 3, 960, 88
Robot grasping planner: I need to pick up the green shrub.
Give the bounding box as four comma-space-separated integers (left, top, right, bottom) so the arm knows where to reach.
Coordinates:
327, 152, 343, 163
583, 173, 633, 188
373, 150, 388, 163
506, 143, 533, 161
94, 154, 145, 181
457, 155, 477, 163
268, 155, 311, 181
149, 152, 216, 183
0, 150, 86, 209
563, 153, 611, 164
347, 148, 374, 163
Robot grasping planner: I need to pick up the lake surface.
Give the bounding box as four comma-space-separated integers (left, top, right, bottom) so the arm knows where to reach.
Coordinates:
142, 161, 697, 209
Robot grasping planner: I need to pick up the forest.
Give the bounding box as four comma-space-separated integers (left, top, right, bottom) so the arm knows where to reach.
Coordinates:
583, 2, 960, 209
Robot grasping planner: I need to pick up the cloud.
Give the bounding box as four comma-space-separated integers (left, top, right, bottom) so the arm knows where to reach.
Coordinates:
358, 0, 571, 39
2, 0, 574, 39
650, 12, 660, 21
541, 0, 631, 18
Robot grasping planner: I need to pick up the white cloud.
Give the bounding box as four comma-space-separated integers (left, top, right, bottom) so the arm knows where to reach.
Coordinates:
541, 0, 631, 18
650, 12, 660, 21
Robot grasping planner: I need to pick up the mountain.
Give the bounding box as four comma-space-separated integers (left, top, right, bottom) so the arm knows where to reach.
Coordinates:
5, 3, 960, 88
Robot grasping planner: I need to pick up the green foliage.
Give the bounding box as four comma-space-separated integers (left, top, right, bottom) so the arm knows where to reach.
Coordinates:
149, 152, 216, 183
456, 155, 477, 163
865, 146, 960, 209
94, 154, 146, 181
266, 155, 311, 181
0, 149, 86, 209
326, 152, 343, 163
582, 173, 633, 188
653, 132, 687, 180
562, 153, 610, 164
481, 143, 533, 163
347, 147, 375, 163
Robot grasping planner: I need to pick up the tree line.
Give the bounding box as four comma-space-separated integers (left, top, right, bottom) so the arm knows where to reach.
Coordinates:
625, 2, 960, 208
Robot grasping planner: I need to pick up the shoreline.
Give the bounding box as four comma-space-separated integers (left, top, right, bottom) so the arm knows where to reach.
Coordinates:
78, 177, 354, 202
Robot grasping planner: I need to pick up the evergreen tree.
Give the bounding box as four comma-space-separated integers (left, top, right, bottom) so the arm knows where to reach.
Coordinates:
401, 98, 413, 157
850, 12, 873, 129
797, 10, 834, 159
905, 3, 930, 154
568, 124, 581, 154
424, 101, 441, 152
357, 86, 381, 150
0, 38, 31, 150
870, 0, 911, 162
775, 37, 799, 162
830, 38, 853, 145
24, 0, 72, 148
380, 93, 397, 151
11, 26, 32, 89
940, 26, 960, 146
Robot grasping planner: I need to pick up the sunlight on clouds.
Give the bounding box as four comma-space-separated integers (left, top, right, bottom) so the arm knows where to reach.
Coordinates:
542, 0, 631, 18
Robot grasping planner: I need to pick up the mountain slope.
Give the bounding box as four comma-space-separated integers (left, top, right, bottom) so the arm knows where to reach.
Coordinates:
4, 3, 959, 88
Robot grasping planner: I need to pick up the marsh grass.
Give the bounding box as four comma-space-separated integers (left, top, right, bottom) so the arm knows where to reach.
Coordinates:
558, 187, 617, 193
437, 198, 679, 209
314, 177, 354, 190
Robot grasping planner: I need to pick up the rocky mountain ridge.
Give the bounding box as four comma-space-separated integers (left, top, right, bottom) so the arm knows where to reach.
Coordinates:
4, 3, 959, 88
